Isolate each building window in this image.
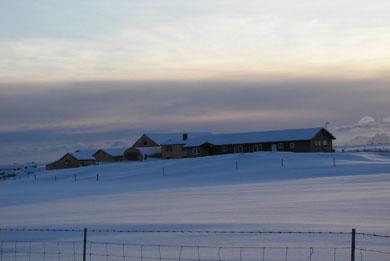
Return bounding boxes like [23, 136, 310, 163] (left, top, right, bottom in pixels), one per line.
[143, 141, 147, 145]
[166, 145, 173, 152]
[221, 146, 228, 153]
[323, 140, 328, 146]
[289, 142, 295, 149]
[234, 145, 243, 153]
[278, 143, 284, 149]
[254, 144, 262, 152]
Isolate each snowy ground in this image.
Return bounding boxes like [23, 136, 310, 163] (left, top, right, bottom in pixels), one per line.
[0, 152, 389, 260]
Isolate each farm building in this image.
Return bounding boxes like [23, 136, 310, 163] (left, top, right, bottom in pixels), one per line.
[124, 132, 209, 160]
[123, 146, 161, 161]
[46, 150, 96, 170]
[160, 133, 209, 159]
[131, 133, 206, 147]
[123, 133, 176, 160]
[93, 148, 127, 162]
[161, 127, 335, 159]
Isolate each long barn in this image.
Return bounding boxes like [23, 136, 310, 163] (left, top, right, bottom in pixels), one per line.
[161, 127, 335, 159]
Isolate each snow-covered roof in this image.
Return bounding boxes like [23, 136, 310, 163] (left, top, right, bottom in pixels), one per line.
[70, 149, 96, 160]
[159, 132, 212, 145]
[184, 128, 332, 147]
[97, 147, 127, 157]
[145, 133, 184, 145]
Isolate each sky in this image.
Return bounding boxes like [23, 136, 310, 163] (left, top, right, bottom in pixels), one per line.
[1, 0, 390, 164]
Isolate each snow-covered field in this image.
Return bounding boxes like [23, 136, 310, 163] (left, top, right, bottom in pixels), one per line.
[0, 152, 389, 260]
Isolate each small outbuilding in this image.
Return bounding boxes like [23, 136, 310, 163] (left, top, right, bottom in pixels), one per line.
[46, 150, 96, 170]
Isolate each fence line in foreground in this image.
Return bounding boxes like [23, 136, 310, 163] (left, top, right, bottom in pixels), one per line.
[1, 239, 389, 261]
[1, 228, 389, 261]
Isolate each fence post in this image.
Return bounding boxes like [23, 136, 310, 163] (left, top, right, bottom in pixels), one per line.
[351, 228, 356, 261]
[83, 228, 87, 261]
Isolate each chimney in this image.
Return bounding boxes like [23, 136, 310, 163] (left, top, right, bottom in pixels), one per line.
[182, 133, 188, 141]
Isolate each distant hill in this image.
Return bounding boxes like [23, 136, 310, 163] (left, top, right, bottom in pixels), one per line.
[345, 133, 390, 146]
[347, 136, 372, 146]
[369, 133, 390, 144]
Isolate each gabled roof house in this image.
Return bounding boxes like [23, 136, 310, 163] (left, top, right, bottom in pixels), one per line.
[124, 132, 209, 160]
[46, 149, 97, 170]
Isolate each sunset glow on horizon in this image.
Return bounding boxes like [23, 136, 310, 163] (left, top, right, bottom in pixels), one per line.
[1, 0, 390, 83]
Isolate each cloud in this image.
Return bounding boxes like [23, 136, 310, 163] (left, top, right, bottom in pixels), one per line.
[1, 0, 390, 82]
[1, 77, 389, 132]
[357, 116, 377, 127]
[1, 76, 390, 164]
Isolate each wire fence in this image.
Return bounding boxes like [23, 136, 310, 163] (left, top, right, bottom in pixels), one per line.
[1, 240, 389, 261]
[0, 228, 389, 261]
[1, 154, 345, 183]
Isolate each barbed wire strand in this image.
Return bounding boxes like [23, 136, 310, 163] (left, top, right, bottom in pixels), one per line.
[356, 232, 390, 238]
[356, 248, 390, 255]
[2, 227, 390, 238]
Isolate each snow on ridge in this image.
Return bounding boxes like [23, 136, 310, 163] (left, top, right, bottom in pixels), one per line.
[146, 132, 210, 145]
[183, 127, 327, 147]
[70, 149, 97, 160]
[98, 147, 127, 157]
